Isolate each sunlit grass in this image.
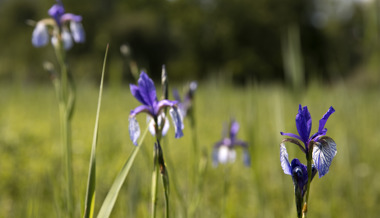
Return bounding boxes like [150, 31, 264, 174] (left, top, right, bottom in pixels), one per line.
[0, 80, 379, 217]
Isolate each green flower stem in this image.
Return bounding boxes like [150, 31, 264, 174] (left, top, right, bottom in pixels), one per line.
[151, 141, 160, 218]
[302, 144, 314, 218]
[54, 39, 75, 217]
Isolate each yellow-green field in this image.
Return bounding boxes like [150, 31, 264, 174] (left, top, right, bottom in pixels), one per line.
[0, 81, 379, 217]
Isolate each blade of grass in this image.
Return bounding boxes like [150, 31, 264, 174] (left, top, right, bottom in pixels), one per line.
[83, 44, 109, 218]
[96, 127, 149, 218]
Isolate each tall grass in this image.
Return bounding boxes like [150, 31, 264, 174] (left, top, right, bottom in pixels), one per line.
[0, 79, 379, 217]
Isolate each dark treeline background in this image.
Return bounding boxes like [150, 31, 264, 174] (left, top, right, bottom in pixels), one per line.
[0, 0, 379, 85]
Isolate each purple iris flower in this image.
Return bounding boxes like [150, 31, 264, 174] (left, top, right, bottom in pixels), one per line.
[280, 105, 337, 177]
[172, 81, 197, 118]
[212, 120, 250, 166]
[280, 144, 317, 197]
[31, 1, 85, 49]
[129, 72, 184, 145]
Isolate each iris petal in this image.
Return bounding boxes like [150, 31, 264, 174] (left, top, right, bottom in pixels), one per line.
[280, 143, 292, 175]
[70, 21, 85, 43]
[318, 106, 335, 133]
[230, 120, 239, 141]
[137, 72, 157, 107]
[32, 23, 49, 47]
[295, 105, 312, 144]
[312, 136, 337, 178]
[169, 107, 184, 138]
[129, 116, 140, 146]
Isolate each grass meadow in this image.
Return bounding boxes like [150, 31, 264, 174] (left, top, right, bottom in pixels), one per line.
[0, 79, 379, 217]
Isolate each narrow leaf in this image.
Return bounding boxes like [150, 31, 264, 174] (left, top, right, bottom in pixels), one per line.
[83, 44, 109, 218]
[97, 127, 149, 218]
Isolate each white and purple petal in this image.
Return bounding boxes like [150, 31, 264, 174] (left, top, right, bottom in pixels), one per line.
[312, 136, 337, 178]
[129, 116, 140, 146]
[61, 28, 73, 50]
[169, 107, 184, 138]
[32, 22, 49, 47]
[156, 99, 177, 115]
[70, 21, 85, 43]
[280, 143, 292, 175]
[147, 114, 170, 136]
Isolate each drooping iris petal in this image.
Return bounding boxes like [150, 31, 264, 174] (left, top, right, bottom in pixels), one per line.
[280, 143, 292, 175]
[169, 107, 184, 138]
[280, 132, 303, 142]
[129, 116, 140, 146]
[61, 13, 82, 23]
[230, 120, 239, 141]
[70, 21, 85, 43]
[130, 105, 152, 117]
[318, 106, 335, 133]
[312, 136, 337, 178]
[137, 72, 157, 107]
[217, 146, 236, 164]
[295, 105, 312, 144]
[32, 22, 49, 47]
[61, 28, 73, 50]
[156, 99, 177, 115]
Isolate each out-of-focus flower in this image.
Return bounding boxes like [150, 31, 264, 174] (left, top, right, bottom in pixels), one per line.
[172, 81, 197, 118]
[212, 120, 250, 166]
[129, 72, 184, 145]
[280, 105, 336, 177]
[31, 1, 85, 50]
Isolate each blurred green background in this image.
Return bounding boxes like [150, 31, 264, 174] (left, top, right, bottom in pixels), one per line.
[1, 0, 380, 217]
[1, 0, 379, 85]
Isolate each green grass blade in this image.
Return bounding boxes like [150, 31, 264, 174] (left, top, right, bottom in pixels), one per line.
[83, 44, 109, 218]
[96, 127, 149, 218]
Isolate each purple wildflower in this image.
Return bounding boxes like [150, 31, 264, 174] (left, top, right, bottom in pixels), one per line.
[212, 120, 250, 166]
[280, 143, 317, 197]
[31, 1, 85, 49]
[129, 72, 184, 145]
[280, 105, 337, 177]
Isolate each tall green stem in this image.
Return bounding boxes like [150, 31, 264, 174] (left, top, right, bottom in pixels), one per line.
[151, 142, 160, 218]
[302, 144, 313, 218]
[54, 39, 75, 217]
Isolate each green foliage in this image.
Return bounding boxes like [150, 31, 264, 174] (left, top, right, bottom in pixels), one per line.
[1, 80, 380, 217]
[1, 0, 379, 84]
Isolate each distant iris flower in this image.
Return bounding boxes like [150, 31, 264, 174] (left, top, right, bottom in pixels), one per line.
[32, 1, 85, 50]
[280, 105, 337, 177]
[172, 81, 197, 118]
[212, 120, 250, 166]
[129, 72, 184, 145]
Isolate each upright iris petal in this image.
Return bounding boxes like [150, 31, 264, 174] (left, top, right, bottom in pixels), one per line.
[295, 105, 312, 145]
[48, 3, 65, 25]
